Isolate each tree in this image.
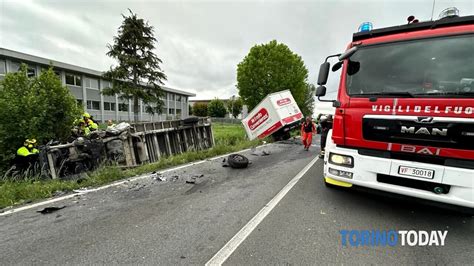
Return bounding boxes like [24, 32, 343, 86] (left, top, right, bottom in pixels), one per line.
[226, 98, 243, 118]
[237, 40, 309, 111]
[0, 65, 81, 168]
[103, 9, 166, 123]
[208, 99, 227, 117]
[192, 103, 208, 117]
[188, 104, 193, 116]
[300, 83, 316, 117]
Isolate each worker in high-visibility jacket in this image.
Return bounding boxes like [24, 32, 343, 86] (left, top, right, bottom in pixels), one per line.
[17, 139, 39, 157]
[301, 116, 316, 151]
[82, 112, 98, 131]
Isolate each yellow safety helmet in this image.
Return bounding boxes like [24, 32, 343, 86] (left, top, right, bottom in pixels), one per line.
[83, 112, 91, 119]
[24, 138, 37, 148]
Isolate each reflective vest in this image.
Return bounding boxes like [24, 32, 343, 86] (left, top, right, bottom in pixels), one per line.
[86, 120, 98, 131]
[17, 146, 39, 157]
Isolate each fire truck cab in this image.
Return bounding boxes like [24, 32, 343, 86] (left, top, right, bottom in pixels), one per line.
[316, 10, 474, 209]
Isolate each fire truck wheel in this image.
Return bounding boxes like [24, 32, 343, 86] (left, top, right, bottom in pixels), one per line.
[227, 154, 249, 169]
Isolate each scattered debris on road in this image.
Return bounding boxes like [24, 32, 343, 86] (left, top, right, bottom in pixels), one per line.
[222, 158, 229, 167]
[53, 190, 67, 197]
[251, 147, 271, 156]
[150, 171, 166, 181]
[37, 206, 66, 214]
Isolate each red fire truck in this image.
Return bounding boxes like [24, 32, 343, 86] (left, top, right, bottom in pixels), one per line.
[315, 10, 473, 208]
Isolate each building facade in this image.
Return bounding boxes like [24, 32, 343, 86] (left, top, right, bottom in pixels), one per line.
[0, 48, 195, 122]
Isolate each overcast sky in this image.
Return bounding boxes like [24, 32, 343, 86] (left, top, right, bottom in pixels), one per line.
[1, 0, 473, 100]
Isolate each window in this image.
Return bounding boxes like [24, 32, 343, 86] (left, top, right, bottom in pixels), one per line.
[0, 59, 6, 75]
[119, 103, 129, 112]
[104, 102, 116, 111]
[85, 77, 99, 89]
[102, 81, 112, 90]
[87, 100, 100, 110]
[176, 95, 182, 102]
[65, 73, 82, 86]
[176, 109, 182, 115]
[168, 108, 175, 115]
[169, 94, 175, 101]
[10, 61, 21, 72]
[346, 35, 474, 98]
[27, 66, 36, 78]
[77, 99, 83, 107]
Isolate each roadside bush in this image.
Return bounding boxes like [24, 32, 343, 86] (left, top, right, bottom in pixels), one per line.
[193, 102, 208, 117]
[0, 65, 82, 169]
[208, 98, 227, 117]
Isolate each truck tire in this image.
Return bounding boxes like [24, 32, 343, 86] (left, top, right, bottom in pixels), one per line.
[227, 154, 249, 169]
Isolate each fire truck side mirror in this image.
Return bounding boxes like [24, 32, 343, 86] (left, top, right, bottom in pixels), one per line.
[315, 86, 327, 97]
[332, 61, 343, 72]
[317, 62, 330, 85]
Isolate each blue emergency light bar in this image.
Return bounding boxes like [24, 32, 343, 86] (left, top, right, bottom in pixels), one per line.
[358, 22, 373, 32]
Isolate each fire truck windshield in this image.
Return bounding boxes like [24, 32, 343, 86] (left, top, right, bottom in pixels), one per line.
[346, 34, 474, 98]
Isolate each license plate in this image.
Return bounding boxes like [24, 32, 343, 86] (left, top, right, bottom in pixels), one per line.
[398, 166, 434, 179]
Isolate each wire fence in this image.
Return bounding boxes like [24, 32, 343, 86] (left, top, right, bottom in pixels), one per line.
[209, 117, 242, 125]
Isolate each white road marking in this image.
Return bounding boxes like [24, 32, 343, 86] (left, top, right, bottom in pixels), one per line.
[1, 145, 271, 217]
[205, 156, 320, 266]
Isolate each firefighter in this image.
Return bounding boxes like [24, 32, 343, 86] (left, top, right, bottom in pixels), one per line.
[106, 119, 116, 130]
[15, 139, 40, 171]
[319, 115, 333, 158]
[17, 139, 39, 157]
[83, 113, 98, 132]
[301, 116, 316, 151]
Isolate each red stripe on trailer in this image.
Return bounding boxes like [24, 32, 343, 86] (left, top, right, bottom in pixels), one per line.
[282, 113, 303, 124]
[258, 121, 283, 139]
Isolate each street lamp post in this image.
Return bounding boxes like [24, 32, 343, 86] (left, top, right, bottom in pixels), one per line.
[230, 95, 235, 119]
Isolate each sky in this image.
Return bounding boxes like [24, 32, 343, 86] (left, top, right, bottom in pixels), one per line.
[0, 0, 473, 100]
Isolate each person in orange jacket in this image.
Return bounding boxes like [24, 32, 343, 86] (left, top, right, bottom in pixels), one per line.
[301, 116, 316, 151]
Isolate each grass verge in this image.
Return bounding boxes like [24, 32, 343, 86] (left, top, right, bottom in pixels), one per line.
[0, 124, 264, 209]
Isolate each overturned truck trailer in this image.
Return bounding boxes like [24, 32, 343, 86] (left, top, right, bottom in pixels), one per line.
[44, 117, 214, 179]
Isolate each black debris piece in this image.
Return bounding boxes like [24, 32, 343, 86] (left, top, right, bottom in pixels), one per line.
[261, 150, 270, 156]
[37, 206, 66, 214]
[186, 180, 196, 184]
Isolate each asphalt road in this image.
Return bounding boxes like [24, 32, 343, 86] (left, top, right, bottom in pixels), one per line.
[0, 138, 472, 265]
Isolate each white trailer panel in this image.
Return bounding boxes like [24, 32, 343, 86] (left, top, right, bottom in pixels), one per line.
[242, 90, 303, 140]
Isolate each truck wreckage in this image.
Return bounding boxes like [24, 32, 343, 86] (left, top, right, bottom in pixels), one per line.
[9, 117, 214, 179]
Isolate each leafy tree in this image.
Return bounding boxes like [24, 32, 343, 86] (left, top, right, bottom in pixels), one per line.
[192, 103, 208, 117]
[208, 99, 227, 117]
[103, 9, 166, 122]
[188, 104, 193, 116]
[0, 65, 81, 168]
[300, 83, 316, 117]
[226, 98, 243, 118]
[237, 40, 309, 111]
